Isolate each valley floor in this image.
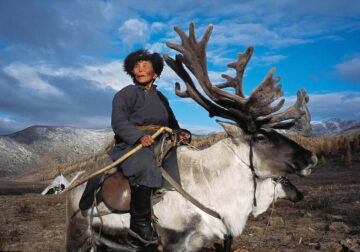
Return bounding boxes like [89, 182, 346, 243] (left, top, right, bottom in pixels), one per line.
[0, 159, 359, 251]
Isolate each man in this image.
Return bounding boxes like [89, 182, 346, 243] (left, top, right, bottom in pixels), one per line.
[110, 49, 190, 242]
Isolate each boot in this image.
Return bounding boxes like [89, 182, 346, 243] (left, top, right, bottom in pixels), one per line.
[129, 185, 157, 242]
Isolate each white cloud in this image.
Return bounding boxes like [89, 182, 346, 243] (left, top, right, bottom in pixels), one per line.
[146, 42, 169, 55]
[75, 61, 132, 90]
[151, 22, 167, 32]
[212, 23, 310, 48]
[255, 54, 287, 65]
[3, 63, 63, 96]
[335, 57, 360, 83]
[0, 116, 12, 124]
[3, 61, 133, 92]
[0, 115, 26, 135]
[118, 18, 150, 47]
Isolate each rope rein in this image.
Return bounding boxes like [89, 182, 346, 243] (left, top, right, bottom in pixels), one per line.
[264, 180, 277, 233]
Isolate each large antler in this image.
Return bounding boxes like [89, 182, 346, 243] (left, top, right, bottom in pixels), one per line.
[165, 22, 310, 133]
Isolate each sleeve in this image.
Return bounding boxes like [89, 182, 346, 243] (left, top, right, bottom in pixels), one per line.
[157, 91, 180, 130]
[111, 86, 145, 146]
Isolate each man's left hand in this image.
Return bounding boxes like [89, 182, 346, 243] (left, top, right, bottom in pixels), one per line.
[179, 130, 191, 144]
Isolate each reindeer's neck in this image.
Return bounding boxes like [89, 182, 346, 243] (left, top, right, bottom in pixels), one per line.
[176, 138, 256, 236]
[252, 179, 277, 217]
[177, 138, 251, 187]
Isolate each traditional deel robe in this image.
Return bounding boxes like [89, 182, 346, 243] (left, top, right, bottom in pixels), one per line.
[110, 83, 180, 188]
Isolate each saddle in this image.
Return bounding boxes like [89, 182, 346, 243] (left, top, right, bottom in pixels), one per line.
[101, 171, 131, 211]
[79, 132, 177, 213]
[78, 171, 130, 212]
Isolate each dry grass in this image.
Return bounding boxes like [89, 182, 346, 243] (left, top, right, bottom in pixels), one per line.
[289, 133, 360, 163]
[191, 132, 227, 149]
[16, 202, 35, 215]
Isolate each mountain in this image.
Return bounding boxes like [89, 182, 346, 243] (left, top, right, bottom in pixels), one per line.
[311, 118, 360, 137]
[0, 126, 114, 178]
[1, 118, 359, 179]
[327, 125, 360, 137]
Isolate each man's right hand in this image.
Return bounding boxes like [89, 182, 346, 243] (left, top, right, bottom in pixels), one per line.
[139, 135, 154, 147]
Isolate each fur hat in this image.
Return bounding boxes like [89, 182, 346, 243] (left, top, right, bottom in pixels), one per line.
[123, 49, 164, 80]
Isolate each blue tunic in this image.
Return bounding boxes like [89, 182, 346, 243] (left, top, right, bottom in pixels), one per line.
[109, 84, 180, 188]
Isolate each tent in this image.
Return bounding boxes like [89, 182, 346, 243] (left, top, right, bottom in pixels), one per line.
[41, 174, 70, 195]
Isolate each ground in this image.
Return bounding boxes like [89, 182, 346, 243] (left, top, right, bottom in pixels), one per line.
[0, 157, 359, 252]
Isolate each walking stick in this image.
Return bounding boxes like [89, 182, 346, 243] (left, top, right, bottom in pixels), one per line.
[61, 126, 173, 194]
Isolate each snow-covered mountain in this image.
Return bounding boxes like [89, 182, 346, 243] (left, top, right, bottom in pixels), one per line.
[0, 126, 114, 177]
[311, 118, 360, 137]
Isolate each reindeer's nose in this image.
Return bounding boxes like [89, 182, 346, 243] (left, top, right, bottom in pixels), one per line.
[296, 191, 304, 202]
[290, 190, 304, 203]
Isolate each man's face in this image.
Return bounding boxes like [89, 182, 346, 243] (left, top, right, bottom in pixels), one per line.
[133, 60, 158, 84]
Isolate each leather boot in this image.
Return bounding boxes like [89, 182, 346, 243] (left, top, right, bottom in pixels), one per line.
[129, 185, 157, 242]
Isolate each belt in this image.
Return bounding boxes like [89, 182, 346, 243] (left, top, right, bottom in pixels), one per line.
[107, 125, 166, 154]
[136, 125, 163, 131]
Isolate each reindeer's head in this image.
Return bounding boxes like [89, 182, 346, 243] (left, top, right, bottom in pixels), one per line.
[165, 22, 317, 179]
[275, 177, 304, 203]
[252, 177, 303, 217]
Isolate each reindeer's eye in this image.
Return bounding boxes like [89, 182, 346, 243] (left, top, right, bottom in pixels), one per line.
[254, 133, 266, 141]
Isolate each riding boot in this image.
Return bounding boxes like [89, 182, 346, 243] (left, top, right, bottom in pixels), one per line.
[129, 185, 157, 242]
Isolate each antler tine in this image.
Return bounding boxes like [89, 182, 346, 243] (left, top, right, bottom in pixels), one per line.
[215, 46, 254, 98]
[167, 23, 214, 96]
[168, 23, 249, 108]
[292, 88, 312, 136]
[244, 68, 285, 119]
[174, 82, 189, 98]
[167, 23, 213, 74]
[164, 53, 239, 120]
[261, 88, 310, 129]
[166, 24, 191, 54]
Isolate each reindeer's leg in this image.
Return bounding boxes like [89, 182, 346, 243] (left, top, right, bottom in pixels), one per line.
[223, 233, 232, 252]
[65, 184, 92, 252]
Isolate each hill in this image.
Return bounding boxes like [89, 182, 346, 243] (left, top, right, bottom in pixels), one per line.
[311, 118, 360, 137]
[0, 126, 113, 178]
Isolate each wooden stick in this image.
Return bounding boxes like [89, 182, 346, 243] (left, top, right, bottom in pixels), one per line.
[61, 126, 173, 194]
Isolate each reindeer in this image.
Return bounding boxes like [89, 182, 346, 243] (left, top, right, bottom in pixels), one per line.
[66, 171, 304, 251]
[65, 22, 317, 252]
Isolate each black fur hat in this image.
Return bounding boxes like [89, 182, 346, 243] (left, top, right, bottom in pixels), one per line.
[123, 49, 164, 80]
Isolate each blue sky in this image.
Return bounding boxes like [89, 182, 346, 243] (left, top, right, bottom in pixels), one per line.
[0, 0, 359, 135]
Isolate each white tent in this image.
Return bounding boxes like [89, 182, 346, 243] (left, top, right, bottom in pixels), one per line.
[41, 174, 70, 195]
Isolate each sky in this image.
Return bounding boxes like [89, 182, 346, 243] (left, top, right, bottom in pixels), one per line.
[0, 0, 359, 135]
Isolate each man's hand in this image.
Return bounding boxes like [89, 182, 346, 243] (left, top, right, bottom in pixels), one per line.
[179, 130, 191, 144]
[140, 135, 154, 147]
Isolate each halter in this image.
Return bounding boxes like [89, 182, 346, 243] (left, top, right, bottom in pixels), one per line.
[249, 136, 258, 207]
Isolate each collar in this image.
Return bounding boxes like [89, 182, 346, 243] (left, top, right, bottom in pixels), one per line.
[135, 83, 158, 90]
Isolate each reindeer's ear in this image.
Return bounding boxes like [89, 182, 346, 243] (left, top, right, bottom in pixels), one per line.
[216, 120, 247, 142]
